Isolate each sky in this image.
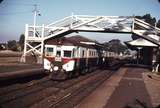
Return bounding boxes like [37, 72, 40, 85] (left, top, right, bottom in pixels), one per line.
[0, 0, 160, 43]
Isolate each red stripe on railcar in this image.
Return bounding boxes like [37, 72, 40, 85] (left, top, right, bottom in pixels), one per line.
[45, 57, 77, 64]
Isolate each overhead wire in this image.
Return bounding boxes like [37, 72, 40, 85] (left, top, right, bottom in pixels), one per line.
[0, 10, 33, 16]
[0, 3, 38, 16]
[0, 2, 35, 6]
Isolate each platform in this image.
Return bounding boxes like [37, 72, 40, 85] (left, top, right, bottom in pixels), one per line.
[76, 67, 160, 108]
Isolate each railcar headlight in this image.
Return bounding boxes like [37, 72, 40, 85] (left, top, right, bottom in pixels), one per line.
[47, 63, 50, 66]
[54, 66, 59, 71]
[50, 68, 53, 72]
[50, 63, 54, 67]
[49, 63, 54, 72]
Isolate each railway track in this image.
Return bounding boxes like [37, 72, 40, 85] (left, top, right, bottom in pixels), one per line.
[0, 78, 58, 106]
[49, 70, 114, 108]
[0, 75, 50, 95]
[30, 69, 115, 108]
[0, 64, 121, 108]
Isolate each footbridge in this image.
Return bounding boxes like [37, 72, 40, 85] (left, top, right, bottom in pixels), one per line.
[21, 15, 160, 63]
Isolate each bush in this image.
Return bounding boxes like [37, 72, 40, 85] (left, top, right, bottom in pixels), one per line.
[7, 40, 18, 51]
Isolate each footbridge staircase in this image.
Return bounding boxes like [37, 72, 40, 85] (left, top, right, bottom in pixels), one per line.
[21, 15, 160, 63]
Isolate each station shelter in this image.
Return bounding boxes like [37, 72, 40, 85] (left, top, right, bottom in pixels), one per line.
[125, 38, 158, 66]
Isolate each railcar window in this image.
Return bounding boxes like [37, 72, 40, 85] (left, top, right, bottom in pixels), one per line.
[45, 47, 54, 56]
[82, 50, 85, 57]
[73, 49, 76, 57]
[64, 51, 72, 57]
[56, 51, 61, 57]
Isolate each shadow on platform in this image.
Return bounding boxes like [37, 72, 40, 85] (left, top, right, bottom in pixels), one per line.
[123, 64, 152, 69]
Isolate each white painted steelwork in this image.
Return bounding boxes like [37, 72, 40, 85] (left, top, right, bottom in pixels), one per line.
[21, 15, 160, 63]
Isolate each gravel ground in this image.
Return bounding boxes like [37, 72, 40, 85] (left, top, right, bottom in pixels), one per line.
[0, 63, 42, 73]
[0, 69, 113, 108]
[0, 50, 22, 57]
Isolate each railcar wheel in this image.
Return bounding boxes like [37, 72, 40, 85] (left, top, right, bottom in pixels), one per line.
[88, 67, 91, 73]
[80, 69, 85, 75]
[72, 70, 79, 78]
[80, 68, 88, 75]
[67, 72, 73, 79]
[49, 72, 68, 80]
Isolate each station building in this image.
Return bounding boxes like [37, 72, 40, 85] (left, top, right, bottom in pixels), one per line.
[125, 38, 158, 66]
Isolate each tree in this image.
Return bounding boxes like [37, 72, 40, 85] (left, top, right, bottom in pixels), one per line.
[0, 0, 3, 3]
[19, 34, 25, 51]
[132, 14, 157, 40]
[135, 14, 156, 26]
[157, 20, 160, 28]
[103, 39, 128, 54]
[7, 40, 18, 51]
[0, 43, 6, 50]
[142, 14, 156, 26]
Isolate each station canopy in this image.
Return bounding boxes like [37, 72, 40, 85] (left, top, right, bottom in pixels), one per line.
[125, 38, 158, 48]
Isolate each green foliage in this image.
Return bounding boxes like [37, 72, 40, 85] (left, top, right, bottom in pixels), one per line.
[136, 14, 156, 26]
[0, 0, 3, 3]
[7, 40, 18, 51]
[157, 20, 160, 28]
[103, 39, 128, 54]
[0, 43, 6, 50]
[132, 14, 157, 40]
[18, 34, 25, 51]
[6, 34, 25, 51]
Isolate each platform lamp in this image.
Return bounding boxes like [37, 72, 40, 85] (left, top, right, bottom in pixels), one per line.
[137, 47, 142, 64]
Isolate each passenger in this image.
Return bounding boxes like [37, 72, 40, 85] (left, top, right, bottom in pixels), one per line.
[155, 52, 160, 73]
[155, 64, 159, 73]
[152, 59, 156, 72]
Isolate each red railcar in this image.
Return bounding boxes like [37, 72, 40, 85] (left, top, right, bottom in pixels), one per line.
[43, 36, 107, 80]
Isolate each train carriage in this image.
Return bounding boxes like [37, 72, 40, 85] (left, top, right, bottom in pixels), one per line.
[43, 35, 107, 80]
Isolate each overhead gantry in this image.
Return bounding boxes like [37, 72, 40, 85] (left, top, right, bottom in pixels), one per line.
[21, 15, 160, 63]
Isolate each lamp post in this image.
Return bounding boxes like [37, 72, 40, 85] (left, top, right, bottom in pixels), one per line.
[137, 47, 142, 64]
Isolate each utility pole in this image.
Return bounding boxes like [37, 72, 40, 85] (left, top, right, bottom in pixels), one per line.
[33, 4, 39, 37]
[22, 4, 41, 63]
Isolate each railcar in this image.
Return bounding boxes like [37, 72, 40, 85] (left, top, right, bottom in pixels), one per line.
[43, 36, 107, 80]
